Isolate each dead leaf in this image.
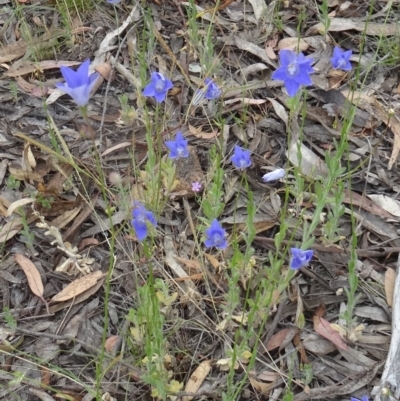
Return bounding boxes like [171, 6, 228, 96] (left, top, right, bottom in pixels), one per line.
[248, 0, 267, 21]
[16, 76, 49, 97]
[368, 194, 400, 218]
[287, 141, 329, 179]
[313, 315, 349, 350]
[278, 38, 309, 52]
[182, 360, 212, 401]
[8, 165, 44, 183]
[267, 98, 288, 127]
[105, 335, 122, 353]
[343, 190, 394, 220]
[370, 99, 400, 170]
[307, 18, 398, 36]
[15, 253, 43, 298]
[49, 275, 105, 313]
[265, 35, 278, 59]
[5, 60, 80, 77]
[51, 270, 104, 302]
[264, 327, 298, 351]
[6, 198, 35, 217]
[221, 35, 277, 68]
[14, 254, 46, 307]
[385, 268, 396, 307]
[249, 377, 274, 395]
[188, 124, 219, 140]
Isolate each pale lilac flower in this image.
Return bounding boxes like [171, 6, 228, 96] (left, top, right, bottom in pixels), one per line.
[142, 72, 173, 103]
[131, 201, 157, 241]
[272, 50, 314, 97]
[331, 46, 352, 71]
[55, 59, 99, 107]
[191, 182, 202, 192]
[231, 145, 251, 170]
[193, 78, 221, 105]
[204, 219, 227, 250]
[165, 132, 189, 159]
[107, 0, 121, 3]
[262, 168, 285, 182]
[350, 397, 369, 401]
[290, 248, 313, 270]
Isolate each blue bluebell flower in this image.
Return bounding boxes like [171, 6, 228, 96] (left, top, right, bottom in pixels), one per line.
[290, 248, 313, 270]
[55, 59, 99, 107]
[142, 72, 173, 103]
[204, 78, 221, 100]
[204, 219, 227, 249]
[107, 0, 121, 3]
[131, 201, 157, 241]
[262, 168, 285, 182]
[193, 78, 221, 105]
[165, 132, 189, 159]
[231, 145, 252, 170]
[350, 397, 369, 401]
[272, 50, 314, 97]
[331, 46, 352, 71]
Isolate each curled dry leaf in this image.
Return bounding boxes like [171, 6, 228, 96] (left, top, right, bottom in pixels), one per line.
[313, 315, 349, 350]
[51, 270, 104, 302]
[6, 198, 35, 217]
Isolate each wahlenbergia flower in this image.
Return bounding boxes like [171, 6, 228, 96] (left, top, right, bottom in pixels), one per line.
[204, 78, 221, 99]
[142, 72, 173, 103]
[262, 168, 285, 182]
[131, 201, 157, 241]
[204, 219, 227, 249]
[331, 46, 352, 71]
[107, 0, 121, 3]
[272, 50, 314, 97]
[231, 145, 252, 170]
[191, 182, 202, 192]
[55, 59, 99, 107]
[350, 397, 369, 401]
[165, 132, 189, 159]
[193, 78, 221, 105]
[290, 248, 313, 270]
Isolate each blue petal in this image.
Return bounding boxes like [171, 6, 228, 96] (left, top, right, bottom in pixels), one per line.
[143, 82, 156, 97]
[75, 60, 90, 87]
[295, 69, 313, 86]
[291, 248, 303, 257]
[284, 79, 300, 97]
[290, 257, 303, 270]
[146, 211, 157, 227]
[132, 219, 148, 241]
[272, 67, 289, 82]
[279, 50, 296, 67]
[164, 78, 174, 91]
[55, 82, 74, 97]
[216, 238, 228, 249]
[88, 72, 100, 85]
[333, 46, 342, 58]
[304, 250, 314, 261]
[71, 85, 91, 106]
[60, 66, 79, 88]
[204, 238, 215, 248]
[343, 49, 352, 60]
[153, 91, 167, 102]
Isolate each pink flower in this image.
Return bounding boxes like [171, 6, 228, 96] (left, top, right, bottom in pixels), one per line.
[191, 182, 202, 192]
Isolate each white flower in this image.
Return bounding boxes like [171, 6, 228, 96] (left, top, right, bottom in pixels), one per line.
[262, 168, 285, 183]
